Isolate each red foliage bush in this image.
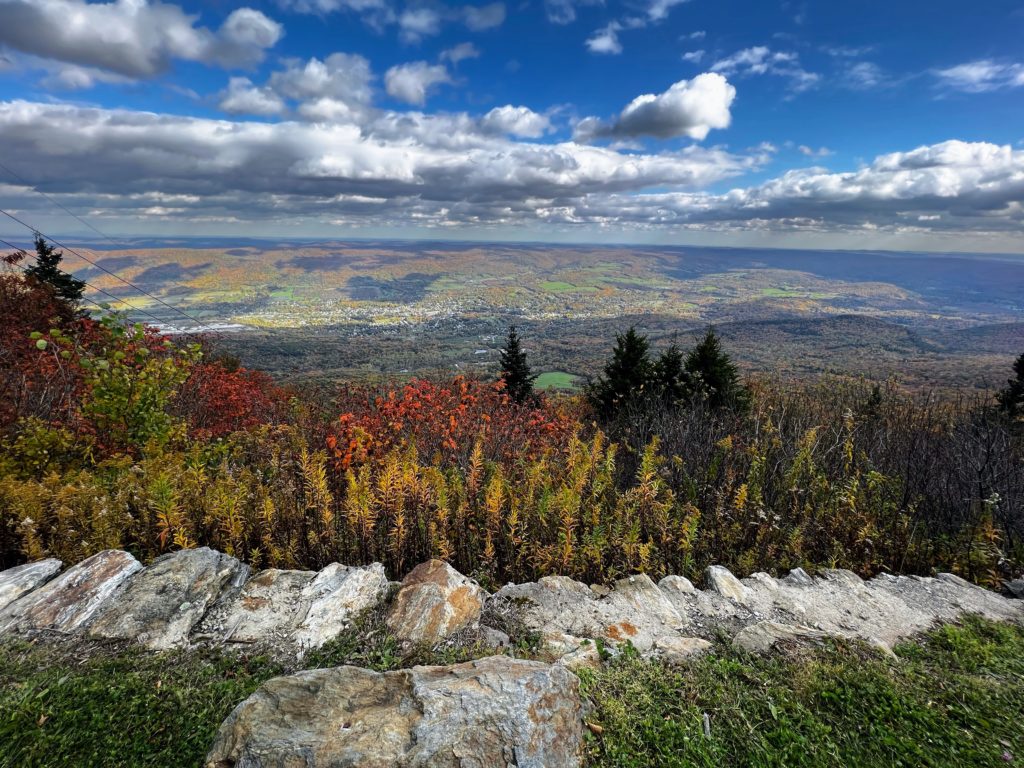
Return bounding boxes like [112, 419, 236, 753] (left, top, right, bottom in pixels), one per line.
[175, 362, 290, 439]
[327, 376, 577, 470]
[0, 274, 93, 431]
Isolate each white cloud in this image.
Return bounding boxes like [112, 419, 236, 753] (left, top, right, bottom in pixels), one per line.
[220, 8, 283, 51]
[440, 42, 480, 65]
[682, 50, 704, 64]
[647, 0, 688, 21]
[686, 30, 705, 39]
[219, 76, 286, 116]
[798, 144, 832, 157]
[842, 61, 889, 90]
[712, 46, 818, 92]
[0, 98, 755, 231]
[462, 2, 505, 30]
[572, 140, 1024, 235]
[934, 60, 1024, 93]
[586, 22, 623, 55]
[398, 8, 442, 42]
[278, 0, 389, 15]
[575, 72, 735, 141]
[0, 101, 1019, 242]
[481, 105, 552, 137]
[542, 0, 601, 24]
[398, 3, 505, 41]
[0, 0, 282, 78]
[384, 61, 452, 105]
[269, 54, 373, 109]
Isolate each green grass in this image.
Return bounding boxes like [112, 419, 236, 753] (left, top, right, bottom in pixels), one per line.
[580, 616, 1024, 768]
[1, 618, 1021, 767]
[536, 371, 580, 390]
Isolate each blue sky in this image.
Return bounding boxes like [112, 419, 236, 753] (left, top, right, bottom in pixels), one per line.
[0, 0, 1022, 251]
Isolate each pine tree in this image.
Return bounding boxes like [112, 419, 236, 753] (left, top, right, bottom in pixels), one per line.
[654, 340, 689, 406]
[499, 325, 536, 404]
[24, 234, 85, 309]
[997, 352, 1024, 419]
[684, 327, 749, 411]
[587, 326, 654, 418]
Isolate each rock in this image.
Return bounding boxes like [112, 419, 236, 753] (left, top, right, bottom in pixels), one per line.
[872, 572, 1023, 627]
[744, 572, 779, 592]
[292, 563, 389, 650]
[819, 569, 863, 587]
[0, 550, 141, 635]
[386, 560, 484, 646]
[89, 548, 245, 650]
[1006, 578, 1024, 599]
[658, 574, 696, 594]
[601, 573, 687, 651]
[497, 573, 688, 653]
[651, 636, 713, 664]
[205, 656, 584, 768]
[542, 630, 590, 656]
[705, 565, 749, 603]
[783, 567, 814, 587]
[195, 568, 317, 645]
[479, 624, 511, 649]
[732, 621, 828, 653]
[557, 641, 603, 671]
[0, 558, 62, 613]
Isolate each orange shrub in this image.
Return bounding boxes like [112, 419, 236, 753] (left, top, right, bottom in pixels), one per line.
[327, 376, 577, 471]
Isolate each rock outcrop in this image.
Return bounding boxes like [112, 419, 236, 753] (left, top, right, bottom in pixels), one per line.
[386, 559, 485, 646]
[195, 563, 390, 652]
[88, 548, 248, 650]
[497, 564, 1023, 661]
[0, 558, 62, 613]
[205, 656, 584, 768]
[0, 550, 141, 635]
[1, 550, 1022, 768]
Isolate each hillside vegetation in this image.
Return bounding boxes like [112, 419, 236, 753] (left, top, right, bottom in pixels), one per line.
[2, 248, 1022, 589]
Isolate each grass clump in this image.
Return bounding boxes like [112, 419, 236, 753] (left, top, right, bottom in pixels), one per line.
[0, 642, 283, 768]
[579, 616, 1024, 768]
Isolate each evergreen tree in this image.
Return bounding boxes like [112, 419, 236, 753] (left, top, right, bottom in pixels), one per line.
[499, 325, 536, 404]
[654, 340, 689, 406]
[997, 352, 1024, 419]
[24, 234, 85, 309]
[587, 326, 654, 418]
[684, 327, 749, 411]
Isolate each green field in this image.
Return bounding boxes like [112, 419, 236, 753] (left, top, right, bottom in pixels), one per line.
[536, 371, 580, 390]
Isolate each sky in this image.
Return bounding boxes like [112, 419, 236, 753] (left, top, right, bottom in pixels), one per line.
[0, 0, 1022, 252]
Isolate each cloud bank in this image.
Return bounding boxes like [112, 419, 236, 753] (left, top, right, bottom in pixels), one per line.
[0, 100, 1019, 244]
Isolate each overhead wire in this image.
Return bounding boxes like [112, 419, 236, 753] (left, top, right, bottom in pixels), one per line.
[0, 235, 189, 333]
[0, 205, 211, 334]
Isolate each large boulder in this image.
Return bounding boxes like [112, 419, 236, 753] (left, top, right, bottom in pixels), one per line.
[89, 548, 246, 650]
[386, 560, 484, 646]
[497, 573, 689, 653]
[205, 656, 584, 768]
[704, 565, 749, 603]
[0, 558, 62, 613]
[194, 568, 317, 646]
[194, 563, 389, 652]
[292, 563, 389, 650]
[0, 550, 141, 635]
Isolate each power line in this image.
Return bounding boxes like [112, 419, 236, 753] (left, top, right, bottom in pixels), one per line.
[0, 236, 189, 333]
[0, 160, 120, 246]
[0, 206, 210, 334]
